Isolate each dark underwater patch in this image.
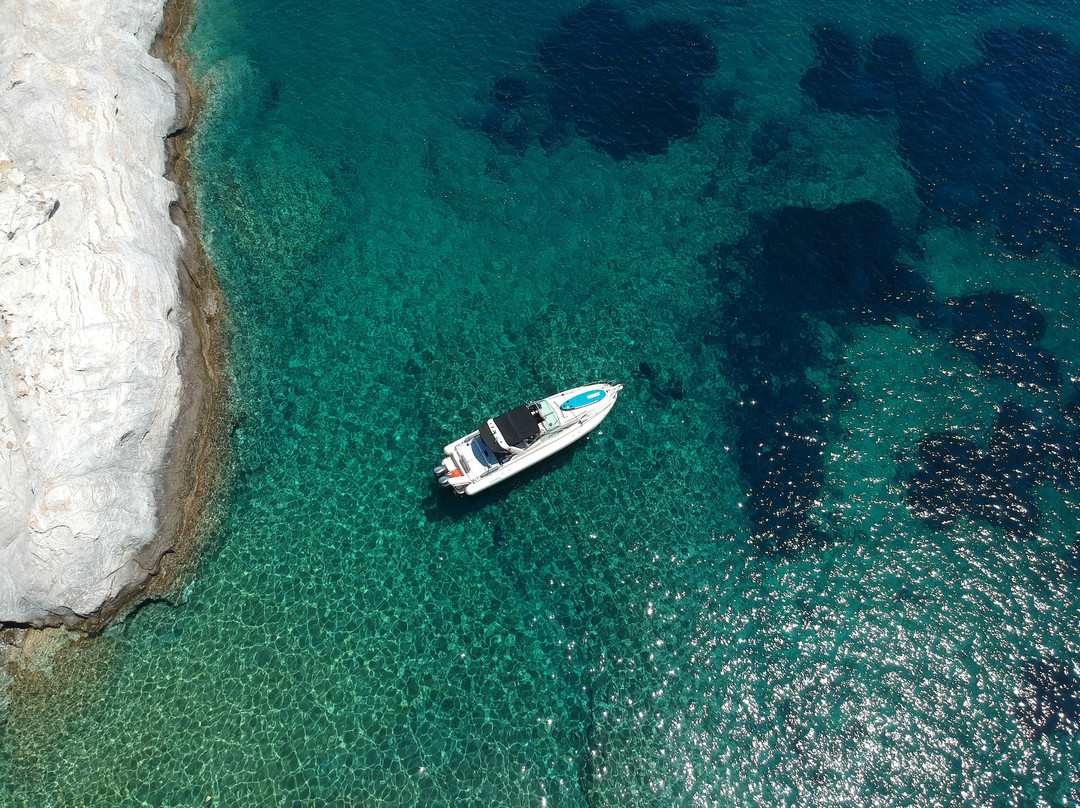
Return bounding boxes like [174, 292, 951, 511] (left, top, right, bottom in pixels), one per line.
[480, 76, 544, 152]
[912, 411, 1044, 538]
[716, 202, 932, 556]
[1045, 400, 1080, 491]
[735, 380, 829, 556]
[633, 361, 685, 403]
[714, 200, 1075, 552]
[906, 29, 1080, 259]
[907, 434, 980, 531]
[905, 400, 1080, 538]
[1015, 656, 1080, 739]
[749, 118, 797, 168]
[799, 25, 874, 115]
[800, 26, 926, 115]
[862, 33, 924, 111]
[752, 201, 931, 324]
[945, 293, 1061, 390]
[536, 1, 717, 159]
[800, 25, 1080, 263]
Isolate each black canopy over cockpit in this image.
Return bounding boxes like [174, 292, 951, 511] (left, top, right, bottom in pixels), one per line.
[479, 405, 541, 455]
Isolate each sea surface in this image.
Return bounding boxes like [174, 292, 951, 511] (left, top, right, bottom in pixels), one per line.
[4, 0, 1080, 804]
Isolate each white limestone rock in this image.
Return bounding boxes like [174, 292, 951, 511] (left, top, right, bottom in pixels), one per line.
[0, 0, 185, 626]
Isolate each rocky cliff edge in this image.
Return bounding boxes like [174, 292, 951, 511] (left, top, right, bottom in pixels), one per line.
[0, 0, 205, 627]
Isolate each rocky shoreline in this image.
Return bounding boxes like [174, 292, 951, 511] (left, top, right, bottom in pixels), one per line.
[0, 0, 228, 681]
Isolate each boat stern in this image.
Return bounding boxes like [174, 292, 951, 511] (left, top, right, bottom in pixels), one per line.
[433, 452, 470, 493]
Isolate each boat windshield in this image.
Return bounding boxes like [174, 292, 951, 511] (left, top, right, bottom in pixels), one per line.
[536, 400, 560, 431]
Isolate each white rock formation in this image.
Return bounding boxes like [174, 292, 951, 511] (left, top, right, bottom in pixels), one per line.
[0, 0, 186, 625]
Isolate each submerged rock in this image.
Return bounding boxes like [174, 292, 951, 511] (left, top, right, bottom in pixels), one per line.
[945, 293, 1061, 390]
[736, 383, 829, 556]
[801, 26, 927, 115]
[633, 361, 685, 403]
[0, 0, 191, 625]
[538, 2, 717, 158]
[801, 25, 1080, 263]
[749, 118, 796, 168]
[799, 25, 875, 115]
[863, 33, 924, 110]
[480, 76, 541, 152]
[907, 434, 980, 531]
[717, 201, 933, 556]
[751, 201, 929, 323]
[1015, 656, 1080, 739]
[907, 404, 1061, 537]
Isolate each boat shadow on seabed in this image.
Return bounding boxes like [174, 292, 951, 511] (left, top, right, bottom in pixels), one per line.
[422, 438, 589, 530]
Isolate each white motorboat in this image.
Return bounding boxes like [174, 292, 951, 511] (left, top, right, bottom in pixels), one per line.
[434, 382, 624, 495]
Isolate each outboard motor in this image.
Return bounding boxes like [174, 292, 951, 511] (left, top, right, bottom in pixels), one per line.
[433, 464, 448, 478]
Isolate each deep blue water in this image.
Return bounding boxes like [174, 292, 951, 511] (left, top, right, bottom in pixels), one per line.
[3, 0, 1080, 804]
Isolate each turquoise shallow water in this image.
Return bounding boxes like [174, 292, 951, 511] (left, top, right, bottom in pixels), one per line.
[4, 0, 1080, 804]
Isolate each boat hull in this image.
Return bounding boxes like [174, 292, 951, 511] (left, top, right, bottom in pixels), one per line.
[436, 382, 623, 495]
